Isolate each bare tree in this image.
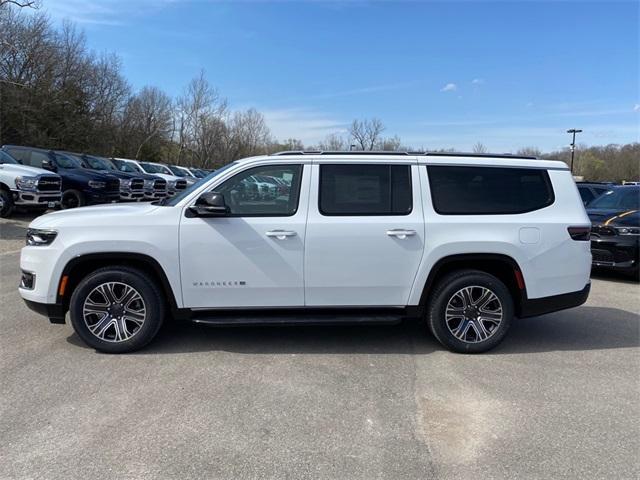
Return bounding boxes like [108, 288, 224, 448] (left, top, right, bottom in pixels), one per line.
[349, 118, 385, 150]
[473, 142, 488, 153]
[516, 147, 541, 157]
[317, 133, 346, 151]
[0, 0, 40, 8]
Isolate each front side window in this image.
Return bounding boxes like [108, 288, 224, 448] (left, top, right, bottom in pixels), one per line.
[214, 164, 302, 216]
[140, 162, 171, 175]
[319, 164, 412, 216]
[30, 151, 52, 168]
[54, 152, 82, 169]
[427, 166, 554, 215]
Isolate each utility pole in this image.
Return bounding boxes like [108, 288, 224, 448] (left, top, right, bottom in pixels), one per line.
[567, 129, 582, 174]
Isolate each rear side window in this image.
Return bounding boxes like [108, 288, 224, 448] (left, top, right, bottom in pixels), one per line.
[427, 166, 554, 215]
[319, 164, 412, 216]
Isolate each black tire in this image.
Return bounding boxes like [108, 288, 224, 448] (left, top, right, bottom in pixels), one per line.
[427, 270, 513, 353]
[0, 188, 14, 218]
[61, 189, 85, 209]
[69, 267, 165, 353]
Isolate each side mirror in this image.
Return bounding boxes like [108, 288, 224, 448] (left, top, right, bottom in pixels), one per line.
[42, 160, 56, 172]
[189, 192, 229, 217]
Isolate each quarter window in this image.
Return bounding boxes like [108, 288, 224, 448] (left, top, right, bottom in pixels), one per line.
[319, 164, 412, 216]
[427, 166, 554, 215]
[215, 164, 302, 216]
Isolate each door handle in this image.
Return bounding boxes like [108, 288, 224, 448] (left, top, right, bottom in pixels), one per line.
[266, 230, 297, 240]
[386, 229, 416, 239]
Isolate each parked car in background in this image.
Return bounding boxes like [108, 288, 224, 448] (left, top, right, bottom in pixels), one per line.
[114, 158, 187, 196]
[19, 151, 591, 354]
[188, 168, 209, 178]
[0, 149, 61, 217]
[576, 181, 615, 206]
[1, 145, 120, 209]
[166, 164, 199, 186]
[587, 185, 639, 277]
[110, 158, 168, 201]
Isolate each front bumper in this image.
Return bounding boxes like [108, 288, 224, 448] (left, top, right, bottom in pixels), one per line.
[144, 189, 168, 200]
[519, 283, 591, 318]
[86, 191, 120, 204]
[12, 190, 61, 207]
[23, 299, 66, 324]
[590, 236, 639, 271]
[120, 189, 145, 201]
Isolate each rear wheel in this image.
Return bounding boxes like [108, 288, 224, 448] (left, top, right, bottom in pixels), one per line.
[61, 189, 85, 209]
[427, 270, 513, 353]
[0, 189, 14, 218]
[69, 267, 165, 353]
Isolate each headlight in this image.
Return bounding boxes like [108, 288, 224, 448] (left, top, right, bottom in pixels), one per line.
[88, 180, 106, 189]
[119, 178, 132, 188]
[615, 227, 640, 235]
[167, 180, 177, 189]
[15, 176, 39, 191]
[143, 179, 154, 188]
[26, 228, 57, 246]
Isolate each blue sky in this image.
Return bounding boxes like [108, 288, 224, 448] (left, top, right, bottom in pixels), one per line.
[44, 0, 638, 151]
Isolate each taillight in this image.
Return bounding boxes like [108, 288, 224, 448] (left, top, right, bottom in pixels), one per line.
[568, 226, 591, 241]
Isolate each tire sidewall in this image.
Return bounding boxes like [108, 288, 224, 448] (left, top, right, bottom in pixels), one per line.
[429, 271, 513, 353]
[69, 269, 164, 353]
[61, 189, 85, 209]
[0, 189, 14, 218]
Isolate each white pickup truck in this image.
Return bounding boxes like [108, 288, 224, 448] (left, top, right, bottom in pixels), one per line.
[0, 150, 61, 217]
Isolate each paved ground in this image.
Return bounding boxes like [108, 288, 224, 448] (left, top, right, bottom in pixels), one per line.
[1, 214, 639, 479]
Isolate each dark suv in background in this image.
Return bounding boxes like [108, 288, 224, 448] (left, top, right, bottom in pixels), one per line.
[587, 185, 639, 277]
[1, 145, 120, 209]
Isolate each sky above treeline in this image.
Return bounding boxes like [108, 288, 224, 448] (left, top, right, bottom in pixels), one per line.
[44, 0, 639, 152]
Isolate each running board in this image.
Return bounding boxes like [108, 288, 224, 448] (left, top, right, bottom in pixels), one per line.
[190, 312, 404, 327]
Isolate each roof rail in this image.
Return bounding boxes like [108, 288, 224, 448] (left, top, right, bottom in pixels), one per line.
[270, 150, 537, 160]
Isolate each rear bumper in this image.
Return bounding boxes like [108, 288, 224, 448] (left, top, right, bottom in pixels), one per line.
[519, 283, 590, 318]
[23, 299, 66, 324]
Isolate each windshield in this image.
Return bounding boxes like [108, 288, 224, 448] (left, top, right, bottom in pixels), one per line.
[112, 159, 141, 173]
[0, 150, 19, 164]
[140, 162, 171, 174]
[168, 165, 187, 177]
[54, 152, 83, 169]
[162, 162, 237, 206]
[589, 188, 640, 210]
[85, 155, 115, 171]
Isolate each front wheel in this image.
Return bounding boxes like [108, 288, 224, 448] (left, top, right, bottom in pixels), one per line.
[427, 270, 513, 353]
[69, 267, 165, 353]
[61, 189, 85, 209]
[0, 189, 14, 218]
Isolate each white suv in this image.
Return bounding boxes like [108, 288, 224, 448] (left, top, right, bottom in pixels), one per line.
[19, 151, 591, 353]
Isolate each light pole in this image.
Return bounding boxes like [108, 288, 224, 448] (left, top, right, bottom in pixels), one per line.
[567, 129, 582, 174]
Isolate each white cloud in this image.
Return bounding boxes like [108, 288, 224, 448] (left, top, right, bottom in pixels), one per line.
[261, 108, 347, 144]
[440, 83, 457, 92]
[634, 104, 640, 112]
[471, 78, 484, 85]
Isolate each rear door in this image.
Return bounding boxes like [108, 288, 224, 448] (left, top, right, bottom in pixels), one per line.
[304, 160, 424, 306]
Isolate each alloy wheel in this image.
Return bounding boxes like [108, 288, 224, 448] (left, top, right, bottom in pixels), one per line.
[82, 282, 146, 342]
[445, 286, 503, 343]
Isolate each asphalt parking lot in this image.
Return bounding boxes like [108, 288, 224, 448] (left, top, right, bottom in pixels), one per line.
[1, 213, 639, 480]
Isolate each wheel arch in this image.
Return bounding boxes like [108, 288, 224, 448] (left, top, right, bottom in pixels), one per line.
[58, 252, 180, 314]
[417, 253, 527, 317]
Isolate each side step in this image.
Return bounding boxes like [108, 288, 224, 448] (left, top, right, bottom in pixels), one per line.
[190, 310, 405, 327]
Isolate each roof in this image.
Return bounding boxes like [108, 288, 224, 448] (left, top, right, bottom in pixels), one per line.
[270, 150, 538, 160]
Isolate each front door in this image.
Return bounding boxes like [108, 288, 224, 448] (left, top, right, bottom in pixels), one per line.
[304, 162, 424, 306]
[179, 163, 308, 308]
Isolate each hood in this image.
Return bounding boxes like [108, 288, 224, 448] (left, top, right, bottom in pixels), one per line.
[30, 202, 161, 229]
[0, 163, 52, 177]
[148, 172, 182, 182]
[58, 167, 119, 182]
[81, 167, 140, 180]
[587, 208, 639, 227]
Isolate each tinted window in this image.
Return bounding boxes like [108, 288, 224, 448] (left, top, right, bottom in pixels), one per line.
[427, 166, 554, 215]
[0, 150, 18, 164]
[30, 150, 51, 168]
[4, 148, 29, 163]
[578, 186, 594, 204]
[589, 188, 640, 210]
[214, 164, 302, 216]
[319, 164, 412, 216]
